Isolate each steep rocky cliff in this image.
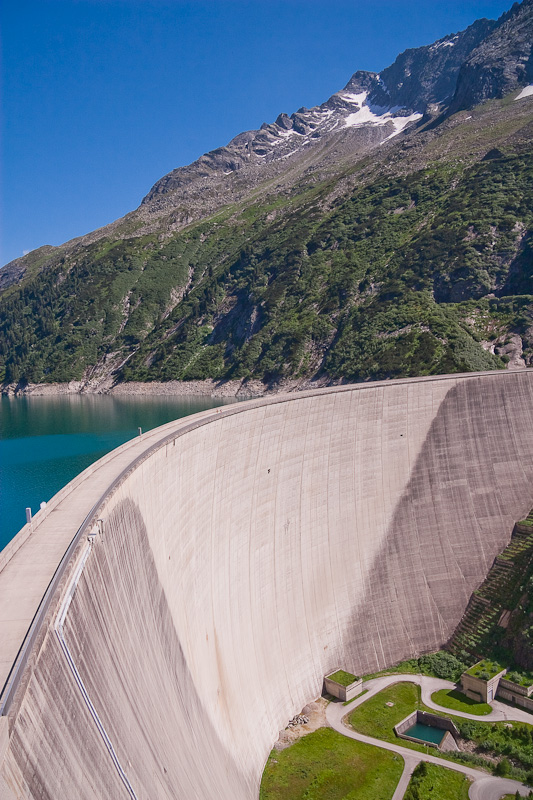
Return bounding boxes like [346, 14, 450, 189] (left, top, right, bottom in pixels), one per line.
[450, 0, 533, 112]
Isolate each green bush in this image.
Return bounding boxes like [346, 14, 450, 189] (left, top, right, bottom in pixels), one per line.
[418, 652, 467, 682]
[494, 757, 511, 777]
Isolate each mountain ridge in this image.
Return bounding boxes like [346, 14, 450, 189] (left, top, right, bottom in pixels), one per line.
[3, 0, 529, 282]
[140, 16, 499, 208]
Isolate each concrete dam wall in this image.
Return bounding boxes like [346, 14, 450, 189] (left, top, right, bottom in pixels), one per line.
[1, 371, 533, 799]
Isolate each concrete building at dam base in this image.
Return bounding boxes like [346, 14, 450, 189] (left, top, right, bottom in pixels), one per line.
[1, 370, 533, 799]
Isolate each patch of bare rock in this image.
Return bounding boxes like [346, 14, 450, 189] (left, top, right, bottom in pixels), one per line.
[1, 375, 337, 398]
[273, 699, 328, 751]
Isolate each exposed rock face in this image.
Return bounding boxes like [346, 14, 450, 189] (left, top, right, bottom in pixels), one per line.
[450, 0, 533, 112]
[0, 245, 57, 291]
[0, 259, 25, 291]
[142, 70, 422, 207]
[1, 0, 533, 388]
[2, 0, 532, 276]
[369, 18, 497, 111]
[142, 1, 532, 210]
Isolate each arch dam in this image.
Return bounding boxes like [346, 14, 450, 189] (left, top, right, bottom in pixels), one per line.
[1, 370, 533, 800]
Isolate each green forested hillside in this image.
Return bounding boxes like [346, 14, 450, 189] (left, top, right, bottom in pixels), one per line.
[1, 100, 532, 388]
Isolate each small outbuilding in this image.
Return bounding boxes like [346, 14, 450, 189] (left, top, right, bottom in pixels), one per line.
[460, 660, 506, 703]
[324, 669, 363, 702]
[497, 673, 533, 712]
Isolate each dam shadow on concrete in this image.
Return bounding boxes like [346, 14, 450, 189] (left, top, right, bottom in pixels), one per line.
[3, 498, 251, 800]
[344, 372, 533, 675]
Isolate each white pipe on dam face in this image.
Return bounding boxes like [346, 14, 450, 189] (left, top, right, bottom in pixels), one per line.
[1, 371, 533, 799]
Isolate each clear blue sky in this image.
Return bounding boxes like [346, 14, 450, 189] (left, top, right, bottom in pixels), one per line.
[1, 0, 514, 267]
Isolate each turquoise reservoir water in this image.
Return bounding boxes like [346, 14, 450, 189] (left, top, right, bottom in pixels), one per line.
[404, 722, 445, 745]
[0, 394, 237, 552]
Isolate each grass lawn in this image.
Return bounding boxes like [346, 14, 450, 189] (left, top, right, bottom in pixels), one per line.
[328, 670, 358, 687]
[500, 795, 533, 799]
[348, 682, 533, 780]
[431, 688, 492, 716]
[259, 727, 404, 800]
[466, 660, 503, 680]
[405, 762, 471, 800]
[343, 689, 368, 706]
[347, 682, 423, 748]
[499, 796, 531, 800]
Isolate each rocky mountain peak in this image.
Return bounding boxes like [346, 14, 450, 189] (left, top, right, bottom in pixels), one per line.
[142, 2, 532, 210]
[369, 17, 498, 111]
[449, 0, 533, 112]
[142, 67, 422, 208]
[341, 70, 378, 95]
[2, 0, 533, 390]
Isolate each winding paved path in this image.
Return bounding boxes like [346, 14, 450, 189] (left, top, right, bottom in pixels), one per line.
[324, 674, 532, 800]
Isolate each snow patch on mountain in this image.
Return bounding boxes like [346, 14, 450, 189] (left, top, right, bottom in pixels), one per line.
[269, 129, 297, 147]
[431, 34, 459, 51]
[382, 112, 424, 140]
[342, 92, 422, 137]
[339, 91, 368, 106]
[515, 85, 533, 100]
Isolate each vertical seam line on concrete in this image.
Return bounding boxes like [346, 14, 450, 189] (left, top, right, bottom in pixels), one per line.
[327, 393, 342, 661]
[375, 386, 388, 668]
[389, 385, 415, 656]
[247, 406, 270, 738]
[501, 373, 533, 519]
[297, 400, 315, 688]
[54, 536, 139, 800]
[271, 404, 290, 709]
[443, 380, 471, 608]
[351, 390, 365, 645]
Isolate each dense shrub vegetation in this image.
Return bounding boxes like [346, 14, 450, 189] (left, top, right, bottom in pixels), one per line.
[457, 718, 533, 774]
[1, 129, 532, 386]
[363, 650, 467, 682]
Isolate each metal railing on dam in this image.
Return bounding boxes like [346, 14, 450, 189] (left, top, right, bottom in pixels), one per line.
[1, 370, 533, 799]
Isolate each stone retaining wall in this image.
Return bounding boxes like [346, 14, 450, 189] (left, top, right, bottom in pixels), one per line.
[497, 688, 533, 711]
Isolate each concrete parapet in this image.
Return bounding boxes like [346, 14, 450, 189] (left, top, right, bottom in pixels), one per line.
[1, 370, 533, 799]
[0, 719, 8, 766]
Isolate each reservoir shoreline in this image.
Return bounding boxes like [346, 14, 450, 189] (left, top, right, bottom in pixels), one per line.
[1, 366, 524, 398]
[0, 376, 337, 398]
